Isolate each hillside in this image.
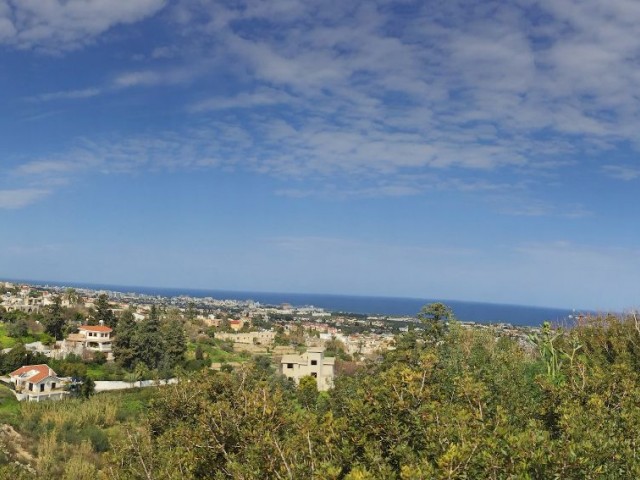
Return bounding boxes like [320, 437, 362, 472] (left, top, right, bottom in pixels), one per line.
[1, 311, 639, 478]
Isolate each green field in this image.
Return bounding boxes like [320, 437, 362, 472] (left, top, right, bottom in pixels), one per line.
[0, 323, 55, 349]
[0, 385, 20, 426]
[187, 340, 249, 363]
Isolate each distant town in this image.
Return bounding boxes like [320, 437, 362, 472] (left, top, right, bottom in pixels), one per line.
[1, 279, 539, 365]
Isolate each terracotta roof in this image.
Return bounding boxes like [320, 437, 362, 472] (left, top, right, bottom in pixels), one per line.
[10, 364, 57, 384]
[79, 325, 112, 333]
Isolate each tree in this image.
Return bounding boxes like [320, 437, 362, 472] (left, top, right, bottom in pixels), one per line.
[94, 294, 117, 329]
[64, 288, 80, 306]
[92, 351, 107, 365]
[186, 302, 197, 322]
[297, 375, 319, 409]
[132, 306, 164, 370]
[194, 344, 204, 361]
[0, 344, 30, 374]
[2, 309, 27, 324]
[325, 336, 351, 360]
[7, 319, 28, 338]
[417, 302, 453, 341]
[42, 296, 66, 340]
[113, 310, 137, 369]
[80, 376, 95, 399]
[163, 317, 187, 368]
[134, 362, 149, 386]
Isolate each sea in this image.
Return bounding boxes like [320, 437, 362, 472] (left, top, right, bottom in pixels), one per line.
[10, 278, 581, 327]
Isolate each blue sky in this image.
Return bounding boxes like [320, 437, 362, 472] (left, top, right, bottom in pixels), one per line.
[1, 0, 639, 310]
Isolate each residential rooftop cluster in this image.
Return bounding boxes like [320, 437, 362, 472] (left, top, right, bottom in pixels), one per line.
[0, 280, 538, 403]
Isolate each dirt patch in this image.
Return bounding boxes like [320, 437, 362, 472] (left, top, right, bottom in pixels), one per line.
[0, 424, 34, 464]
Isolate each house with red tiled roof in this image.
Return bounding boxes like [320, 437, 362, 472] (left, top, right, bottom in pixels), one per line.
[9, 364, 67, 402]
[62, 324, 114, 360]
[78, 325, 113, 354]
[229, 319, 245, 332]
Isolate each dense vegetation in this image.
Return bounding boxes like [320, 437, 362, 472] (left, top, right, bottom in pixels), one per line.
[106, 313, 640, 479]
[0, 388, 156, 479]
[2, 306, 640, 478]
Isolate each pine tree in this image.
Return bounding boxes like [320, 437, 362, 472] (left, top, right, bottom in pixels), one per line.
[42, 296, 66, 340]
[94, 294, 117, 329]
[80, 376, 95, 399]
[132, 305, 164, 369]
[163, 317, 187, 368]
[113, 309, 137, 369]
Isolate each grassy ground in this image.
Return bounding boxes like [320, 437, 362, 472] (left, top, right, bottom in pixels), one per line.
[0, 323, 54, 349]
[187, 341, 249, 363]
[0, 324, 18, 349]
[0, 385, 20, 427]
[110, 387, 158, 421]
[87, 364, 110, 380]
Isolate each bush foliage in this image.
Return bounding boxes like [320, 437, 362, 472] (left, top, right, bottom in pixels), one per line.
[5, 307, 640, 479]
[108, 311, 640, 479]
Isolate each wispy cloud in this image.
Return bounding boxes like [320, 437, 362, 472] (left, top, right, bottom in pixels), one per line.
[497, 199, 592, 219]
[169, 0, 640, 181]
[602, 164, 640, 181]
[113, 60, 213, 88]
[0, 188, 51, 209]
[189, 87, 298, 112]
[0, 0, 168, 52]
[7, 0, 640, 212]
[27, 87, 101, 102]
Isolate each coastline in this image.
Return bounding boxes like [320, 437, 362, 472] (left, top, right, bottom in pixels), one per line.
[3, 278, 577, 327]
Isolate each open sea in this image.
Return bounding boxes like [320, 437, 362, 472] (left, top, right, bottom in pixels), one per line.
[12, 278, 581, 327]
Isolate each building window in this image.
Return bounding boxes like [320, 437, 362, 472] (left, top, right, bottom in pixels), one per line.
[287, 363, 294, 369]
[311, 372, 317, 378]
[52, 383, 56, 390]
[310, 360, 318, 366]
[40, 383, 45, 392]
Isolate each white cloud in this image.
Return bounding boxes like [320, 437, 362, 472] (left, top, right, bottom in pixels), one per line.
[0, 0, 167, 51]
[190, 87, 298, 112]
[154, 0, 640, 184]
[602, 165, 640, 181]
[0, 188, 51, 209]
[113, 62, 209, 87]
[151, 45, 178, 59]
[8, 0, 640, 211]
[114, 71, 163, 88]
[28, 87, 101, 102]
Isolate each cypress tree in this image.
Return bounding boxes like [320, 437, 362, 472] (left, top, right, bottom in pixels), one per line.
[43, 296, 66, 340]
[132, 305, 164, 369]
[113, 309, 137, 369]
[164, 317, 187, 368]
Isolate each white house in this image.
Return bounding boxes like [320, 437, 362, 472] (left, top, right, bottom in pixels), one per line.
[64, 324, 114, 360]
[78, 325, 113, 353]
[280, 347, 335, 391]
[9, 364, 67, 401]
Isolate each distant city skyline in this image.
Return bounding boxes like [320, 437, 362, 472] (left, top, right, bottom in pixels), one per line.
[1, 1, 639, 311]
